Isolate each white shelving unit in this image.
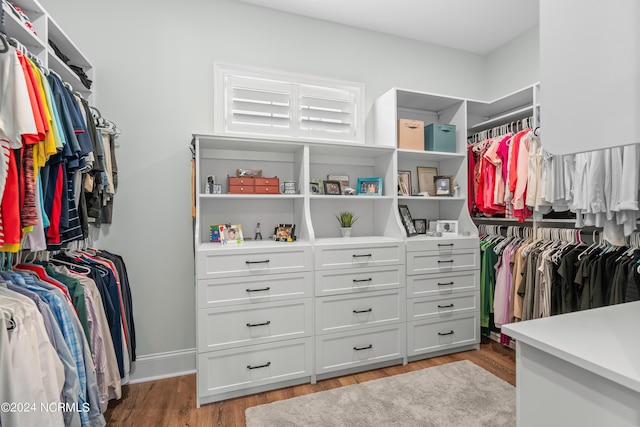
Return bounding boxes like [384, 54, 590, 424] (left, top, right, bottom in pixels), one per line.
[374, 89, 481, 362]
[3, 0, 94, 99]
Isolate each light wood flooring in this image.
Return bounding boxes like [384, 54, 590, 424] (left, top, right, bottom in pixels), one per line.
[104, 338, 515, 427]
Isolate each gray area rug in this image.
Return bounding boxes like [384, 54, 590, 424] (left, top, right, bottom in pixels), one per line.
[245, 360, 515, 427]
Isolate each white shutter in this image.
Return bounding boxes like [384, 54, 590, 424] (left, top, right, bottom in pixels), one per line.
[215, 63, 364, 143]
[298, 85, 357, 141]
[225, 76, 292, 135]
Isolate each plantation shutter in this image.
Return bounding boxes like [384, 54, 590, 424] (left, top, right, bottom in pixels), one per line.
[215, 63, 364, 144]
[224, 75, 292, 135]
[298, 85, 357, 141]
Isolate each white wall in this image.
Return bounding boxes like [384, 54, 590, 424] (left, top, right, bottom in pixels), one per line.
[39, 0, 489, 359]
[483, 26, 540, 100]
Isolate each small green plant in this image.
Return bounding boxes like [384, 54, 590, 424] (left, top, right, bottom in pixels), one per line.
[336, 211, 359, 228]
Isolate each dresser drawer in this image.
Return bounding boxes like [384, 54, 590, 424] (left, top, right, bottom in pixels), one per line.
[254, 178, 279, 186]
[407, 270, 479, 298]
[228, 177, 255, 186]
[407, 314, 479, 356]
[315, 289, 405, 335]
[196, 245, 312, 279]
[406, 237, 479, 253]
[315, 325, 405, 374]
[406, 249, 478, 275]
[408, 292, 478, 321]
[254, 185, 279, 194]
[314, 266, 404, 297]
[228, 185, 255, 194]
[315, 243, 404, 270]
[197, 337, 312, 399]
[197, 299, 312, 352]
[197, 272, 312, 308]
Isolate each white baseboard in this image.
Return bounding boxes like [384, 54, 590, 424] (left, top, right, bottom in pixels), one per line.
[129, 348, 196, 384]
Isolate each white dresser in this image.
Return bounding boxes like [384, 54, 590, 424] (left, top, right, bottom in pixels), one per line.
[195, 243, 314, 405]
[313, 238, 406, 377]
[406, 236, 480, 359]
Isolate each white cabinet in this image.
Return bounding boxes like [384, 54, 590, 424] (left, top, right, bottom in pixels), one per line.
[374, 88, 481, 361]
[313, 240, 406, 377]
[4, 0, 94, 99]
[194, 83, 483, 403]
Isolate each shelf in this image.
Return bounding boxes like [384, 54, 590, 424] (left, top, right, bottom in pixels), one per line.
[468, 105, 534, 131]
[3, 3, 46, 51]
[47, 51, 91, 94]
[310, 195, 395, 201]
[199, 194, 304, 200]
[46, 14, 92, 68]
[196, 240, 312, 252]
[472, 217, 577, 224]
[196, 134, 304, 152]
[396, 149, 465, 161]
[399, 196, 465, 201]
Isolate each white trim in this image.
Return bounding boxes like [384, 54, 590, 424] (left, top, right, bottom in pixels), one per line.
[129, 348, 196, 384]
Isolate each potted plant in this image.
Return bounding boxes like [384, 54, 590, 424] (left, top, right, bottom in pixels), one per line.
[336, 211, 359, 237]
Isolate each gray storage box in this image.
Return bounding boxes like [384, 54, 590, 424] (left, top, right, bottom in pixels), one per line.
[424, 123, 456, 152]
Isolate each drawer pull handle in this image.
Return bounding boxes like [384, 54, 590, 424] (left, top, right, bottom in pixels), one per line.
[438, 243, 454, 247]
[438, 260, 454, 264]
[246, 260, 270, 265]
[247, 362, 271, 370]
[438, 304, 455, 308]
[352, 254, 372, 258]
[246, 287, 271, 293]
[353, 308, 373, 314]
[438, 282, 454, 286]
[353, 278, 372, 283]
[247, 321, 271, 327]
[353, 344, 373, 351]
[438, 331, 455, 336]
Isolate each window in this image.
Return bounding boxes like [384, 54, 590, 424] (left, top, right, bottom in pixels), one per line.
[215, 63, 364, 144]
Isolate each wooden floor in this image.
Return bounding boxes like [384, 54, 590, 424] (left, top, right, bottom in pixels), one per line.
[104, 339, 515, 427]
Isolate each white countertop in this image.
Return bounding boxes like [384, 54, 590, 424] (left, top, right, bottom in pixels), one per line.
[502, 301, 640, 393]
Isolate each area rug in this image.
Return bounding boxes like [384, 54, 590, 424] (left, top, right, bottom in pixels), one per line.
[245, 360, 515, 427]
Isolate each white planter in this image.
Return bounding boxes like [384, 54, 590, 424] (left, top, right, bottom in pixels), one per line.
[340, 227, 352, 238]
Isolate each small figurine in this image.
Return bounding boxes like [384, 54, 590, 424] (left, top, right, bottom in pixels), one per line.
[255, 222, 263, 240]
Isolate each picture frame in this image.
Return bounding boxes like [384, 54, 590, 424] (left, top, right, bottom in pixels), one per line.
[398, 170, 411, 196]
[222, 224, 244, 244]
[323, 180, 342, 195]
[309, 181, 321, 194]
[274, 223, 296, 242]
[398, 204, 417, 236]
[434, 175, 453, 196]
[327, 174, 349, 194]
[436, 220, 458, 237]
[357, 177, 383, 196]
[417, 166, 438, 195]
[413, 218, 427, 234]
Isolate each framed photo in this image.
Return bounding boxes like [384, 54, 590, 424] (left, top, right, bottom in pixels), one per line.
[309, 181, 321, 194]
[323, 180, 342, 195]
[417, 166, 438, 195]
[327, 175, 349, 194]
[357, 177, 383, 196]
[398, 204, 417, 236]
[223, 224, 244, 243]
[436, 220, 458, 237]
[413, 218, 427, 234]
[434, 175, 453, 196]
[274, 223, 296, 242]
[398, 170, 411, 196]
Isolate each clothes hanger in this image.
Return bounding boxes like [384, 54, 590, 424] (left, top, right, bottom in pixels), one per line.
[49, 257, 92, 274]
[0, 33, 8, 54]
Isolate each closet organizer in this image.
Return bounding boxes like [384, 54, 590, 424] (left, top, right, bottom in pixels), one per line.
[0, 3, 134, 426]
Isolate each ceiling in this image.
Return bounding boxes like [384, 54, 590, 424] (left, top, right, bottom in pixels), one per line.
[234, 0, 539, 55]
